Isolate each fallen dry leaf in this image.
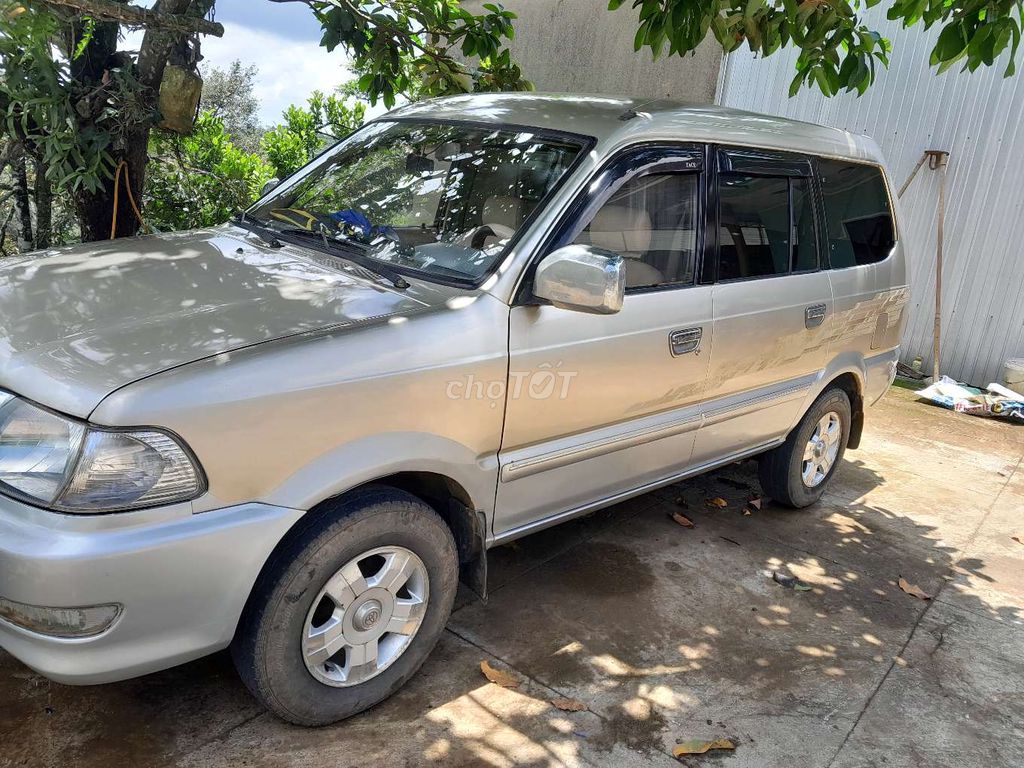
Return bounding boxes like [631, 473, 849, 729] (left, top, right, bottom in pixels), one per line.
[671, 511, 695, 528]
[748, 497, 763, 510]
[743, 509, 752, 516]
[673, 738, 736, 757]
[550, 697, 588, 712]
[706, 497, 729, 509]
[480, 660, 520, 688]
[898, 577, 932, 600]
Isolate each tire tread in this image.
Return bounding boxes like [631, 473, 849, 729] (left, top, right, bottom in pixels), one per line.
[231, 486, 457, 726]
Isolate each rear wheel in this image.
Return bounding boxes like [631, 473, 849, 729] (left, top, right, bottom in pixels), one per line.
[232, 486, 458, 726]
[758, 387, 851, 508]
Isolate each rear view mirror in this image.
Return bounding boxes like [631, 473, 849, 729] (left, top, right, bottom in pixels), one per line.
[534, 244, 625, 315]
[405, 153, 434, 175]
[435, 142, 462, 161]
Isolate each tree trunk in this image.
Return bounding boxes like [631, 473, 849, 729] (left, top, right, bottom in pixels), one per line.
[33, 159, 53, 249]
[12, 154, 33, 251]
[70, 13, 136, 241]
[74, 135, 150, 241]
[71, 0, 210, 242]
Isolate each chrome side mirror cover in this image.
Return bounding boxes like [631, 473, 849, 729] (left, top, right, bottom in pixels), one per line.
[534, 244, 626, 315]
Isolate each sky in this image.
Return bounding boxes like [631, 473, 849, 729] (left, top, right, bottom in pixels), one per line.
[136, 0, 370, 125]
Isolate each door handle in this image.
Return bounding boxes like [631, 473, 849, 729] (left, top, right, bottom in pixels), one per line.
[804, 304, 827, 329]
[669, 327, 702, 356]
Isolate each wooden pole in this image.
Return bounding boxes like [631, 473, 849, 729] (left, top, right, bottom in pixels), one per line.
[898, 153, 927, 199]
[929, 151, 949, 381]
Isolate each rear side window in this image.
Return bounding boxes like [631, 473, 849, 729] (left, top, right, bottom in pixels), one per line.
[817, 160, 895, 268]
[718, 174, 816, 280]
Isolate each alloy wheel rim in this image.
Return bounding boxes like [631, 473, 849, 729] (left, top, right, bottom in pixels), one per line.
[801, 411, 842, 488]
[301, 546, 429, 687]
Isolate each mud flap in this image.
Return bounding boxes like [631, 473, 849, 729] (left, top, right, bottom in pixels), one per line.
[446, 500, 488, 602]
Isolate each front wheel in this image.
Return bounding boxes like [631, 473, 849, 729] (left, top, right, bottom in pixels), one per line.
[231, 486, 458, 726]
[758, 387, 851, 508]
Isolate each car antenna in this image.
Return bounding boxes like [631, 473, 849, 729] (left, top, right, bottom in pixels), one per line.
[618, 99, 659, 121]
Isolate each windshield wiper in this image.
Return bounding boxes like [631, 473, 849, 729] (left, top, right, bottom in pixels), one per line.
[275, 228, 410, 290]
[232, 212, 282, 248]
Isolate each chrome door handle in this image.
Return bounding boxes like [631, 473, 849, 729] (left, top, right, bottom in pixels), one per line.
[804, 304, 827, 329]
[669, 327, 702, 356]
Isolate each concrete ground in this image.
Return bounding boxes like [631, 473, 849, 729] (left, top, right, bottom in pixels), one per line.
[2, 387, 1023, 768]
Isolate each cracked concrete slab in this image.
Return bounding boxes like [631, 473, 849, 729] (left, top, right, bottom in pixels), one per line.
[1, 387, 1022, 767]
[828, 602, 1024, 768]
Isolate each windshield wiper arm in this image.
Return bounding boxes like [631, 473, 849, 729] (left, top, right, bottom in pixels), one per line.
[233, 212, 282, 248]
[275, 228, 410, 290]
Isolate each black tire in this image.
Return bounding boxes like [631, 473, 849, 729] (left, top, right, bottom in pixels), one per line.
[758, 387, 852, 508]
[231, 486, 458, 726]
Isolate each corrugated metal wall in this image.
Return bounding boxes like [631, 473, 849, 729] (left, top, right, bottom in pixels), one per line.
[717, 9, 1024, 386]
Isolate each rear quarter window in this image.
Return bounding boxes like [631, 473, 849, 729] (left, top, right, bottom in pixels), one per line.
[817, 159, 895, 268]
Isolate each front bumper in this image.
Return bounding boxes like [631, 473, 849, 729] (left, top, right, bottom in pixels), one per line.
[0, 495, 303, 684]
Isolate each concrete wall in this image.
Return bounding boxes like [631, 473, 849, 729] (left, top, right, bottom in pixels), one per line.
[469, 0, 722, 102]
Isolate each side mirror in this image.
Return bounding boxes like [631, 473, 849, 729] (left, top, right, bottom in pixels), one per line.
[260, 178, 281, 197]
[534, 244, 625, 315]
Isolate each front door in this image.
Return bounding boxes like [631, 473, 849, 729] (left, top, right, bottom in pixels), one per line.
[690, 147, 833, 466]
[494, 145, 713, 538]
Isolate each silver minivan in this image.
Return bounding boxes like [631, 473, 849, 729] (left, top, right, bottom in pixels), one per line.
[0, 94, 907, 725]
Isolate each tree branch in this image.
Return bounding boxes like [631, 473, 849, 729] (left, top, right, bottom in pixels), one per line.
[42, 0, 224, 37]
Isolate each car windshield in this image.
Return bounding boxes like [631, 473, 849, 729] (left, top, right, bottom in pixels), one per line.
[248, 120, 585, 283]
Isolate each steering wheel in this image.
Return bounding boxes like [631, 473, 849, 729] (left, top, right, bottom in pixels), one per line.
[454, 223, 515, 250]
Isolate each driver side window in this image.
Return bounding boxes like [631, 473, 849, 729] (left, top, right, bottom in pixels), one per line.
[574, 173, 699, 290]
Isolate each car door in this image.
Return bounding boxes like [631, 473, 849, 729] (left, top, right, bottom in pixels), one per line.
[690, 146, 833, 466]
[493, 145, 714, 538]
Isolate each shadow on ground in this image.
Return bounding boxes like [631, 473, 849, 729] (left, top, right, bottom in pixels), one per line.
[1, 388, 1022, 768]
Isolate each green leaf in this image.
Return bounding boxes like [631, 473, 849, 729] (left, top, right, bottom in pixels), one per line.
[933, 21, 968, 63]
[812, 66, 832, 95]
[634, 21, 648, 51]
[1005, 20, 1021, 76]
[789, 70, 805, 96]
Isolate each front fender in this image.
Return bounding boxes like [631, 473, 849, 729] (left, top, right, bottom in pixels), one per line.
[261, 431, 499, 518]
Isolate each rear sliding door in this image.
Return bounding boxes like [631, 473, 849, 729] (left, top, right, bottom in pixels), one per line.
[691, 147, 833, 466]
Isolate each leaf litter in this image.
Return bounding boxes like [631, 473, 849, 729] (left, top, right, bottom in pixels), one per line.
[898, 577, 931, 600]
[671, 511, 695, 528]
[480, 660, 520, 688]
[672, 738, 736, 757]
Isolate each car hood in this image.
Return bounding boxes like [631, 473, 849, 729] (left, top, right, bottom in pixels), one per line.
[0, 226, 441, 418]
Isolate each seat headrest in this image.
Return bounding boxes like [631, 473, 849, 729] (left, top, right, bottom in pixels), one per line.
[482, 196, 525, 231]
[586, 205, 652, 255]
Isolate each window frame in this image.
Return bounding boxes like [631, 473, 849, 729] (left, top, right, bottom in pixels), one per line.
[812, 155, 898, 271]
[709, 145, 824, 285]
[514, 142, 707, 305]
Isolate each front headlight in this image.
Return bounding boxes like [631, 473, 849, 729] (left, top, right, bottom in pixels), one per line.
[0, 392, 204, 513]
